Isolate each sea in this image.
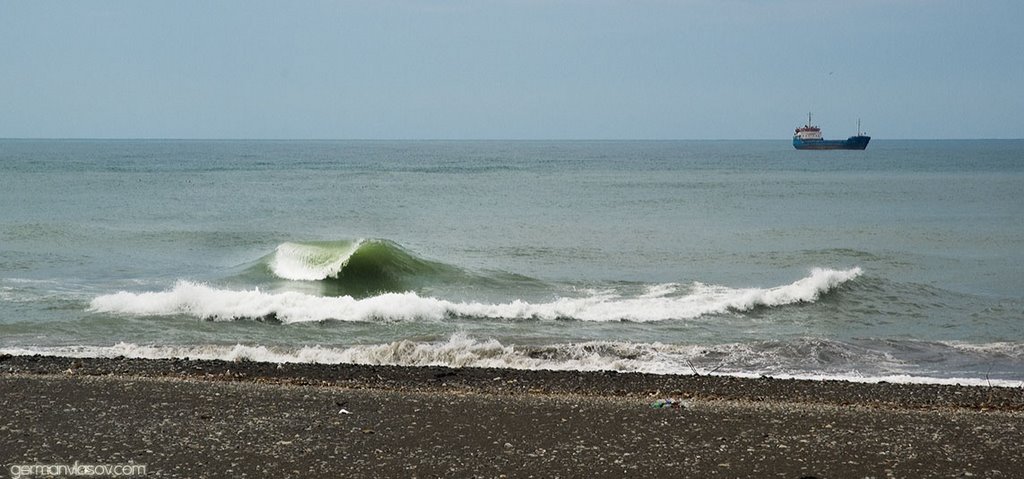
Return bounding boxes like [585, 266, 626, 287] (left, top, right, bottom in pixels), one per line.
[2, 139, 1022, 386]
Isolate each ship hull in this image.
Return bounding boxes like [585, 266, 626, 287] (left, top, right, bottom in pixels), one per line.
[793, 135, 870, 150]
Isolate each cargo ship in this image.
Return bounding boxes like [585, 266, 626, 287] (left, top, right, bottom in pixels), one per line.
[793, 113, 870, 150]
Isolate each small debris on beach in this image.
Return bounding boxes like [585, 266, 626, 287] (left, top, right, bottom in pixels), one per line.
[650, 398, 686, 409]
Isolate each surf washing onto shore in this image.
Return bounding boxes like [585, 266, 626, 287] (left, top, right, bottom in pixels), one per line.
[2, 140, 1023, 386]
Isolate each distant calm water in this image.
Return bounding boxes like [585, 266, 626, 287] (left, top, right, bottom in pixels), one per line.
[2, 139, 1022, 385]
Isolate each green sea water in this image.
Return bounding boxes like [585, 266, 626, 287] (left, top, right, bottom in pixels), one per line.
[2, 139, 1022, 384]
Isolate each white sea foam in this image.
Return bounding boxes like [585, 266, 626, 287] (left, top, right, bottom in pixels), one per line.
[0, 335, 826, 373]
[90, 283, 449, 323]
[4, 333, 1020, 388]
[88, 267, 863, 323]
[937, 340, 1024, 358]
[0, 335, 661, 371]
[270, 240, 364, 281]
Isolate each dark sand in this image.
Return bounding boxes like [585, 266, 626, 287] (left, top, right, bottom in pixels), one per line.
[2, 355, 1022, 478]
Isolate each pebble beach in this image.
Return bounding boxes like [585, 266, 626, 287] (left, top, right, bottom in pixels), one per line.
[2, 355, 1022, 478]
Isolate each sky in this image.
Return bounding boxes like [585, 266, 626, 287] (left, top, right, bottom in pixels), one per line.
[1, 0, 1022, 140]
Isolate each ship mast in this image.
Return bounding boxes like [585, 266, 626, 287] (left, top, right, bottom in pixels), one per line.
[857, 118, 862, 136]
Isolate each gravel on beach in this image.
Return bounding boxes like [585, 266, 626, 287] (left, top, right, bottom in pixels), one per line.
[2, 355, 1022, 478]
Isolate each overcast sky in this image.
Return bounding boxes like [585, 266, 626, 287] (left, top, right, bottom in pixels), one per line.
[1, 0, 1022, 139]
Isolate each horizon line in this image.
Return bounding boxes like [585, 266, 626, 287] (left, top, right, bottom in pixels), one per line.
[3, 137, 1023, 142]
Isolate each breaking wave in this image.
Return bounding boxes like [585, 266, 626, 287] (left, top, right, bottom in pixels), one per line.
[269, 239, 454, 281]
[89, 267, 862, 323]
[270, 240, 365, 281]
[260, 239, 482, 297]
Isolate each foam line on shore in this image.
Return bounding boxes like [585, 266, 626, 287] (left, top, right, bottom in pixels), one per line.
[4, 333, 1021, 388]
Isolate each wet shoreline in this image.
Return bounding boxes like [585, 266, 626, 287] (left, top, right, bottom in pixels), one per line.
[3, 354, 1022, 411]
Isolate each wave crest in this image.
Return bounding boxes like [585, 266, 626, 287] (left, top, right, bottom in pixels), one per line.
[270, 240, 364, 281]
[89, 267, 862, 323]
[263, 239, 467, 297]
